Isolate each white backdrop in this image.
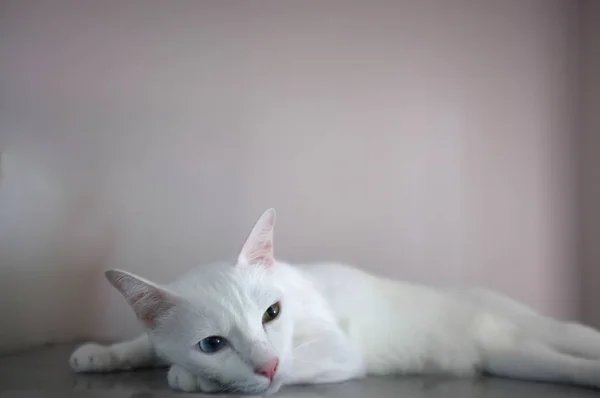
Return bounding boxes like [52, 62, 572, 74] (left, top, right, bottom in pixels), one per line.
[0, 0, 580, 354]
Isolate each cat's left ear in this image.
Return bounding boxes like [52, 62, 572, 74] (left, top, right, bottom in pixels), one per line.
[105, 269, 178, 329]
[237, 208, 276, 267]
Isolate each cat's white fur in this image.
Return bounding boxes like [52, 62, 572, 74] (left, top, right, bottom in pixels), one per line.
[71, 208, 600, 394]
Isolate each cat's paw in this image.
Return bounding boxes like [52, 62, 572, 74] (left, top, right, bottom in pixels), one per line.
[167, 365, 221, 393]
[70, 343, 117, 373]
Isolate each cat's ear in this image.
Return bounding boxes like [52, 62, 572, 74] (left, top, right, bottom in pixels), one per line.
[105, 269, 177, 329]
[237, 208, 276, 267]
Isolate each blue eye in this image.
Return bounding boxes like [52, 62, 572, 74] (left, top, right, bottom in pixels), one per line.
[197, 336, 228, 353]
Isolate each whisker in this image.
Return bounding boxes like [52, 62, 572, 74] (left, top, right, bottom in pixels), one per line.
[294, 337, 324, 351]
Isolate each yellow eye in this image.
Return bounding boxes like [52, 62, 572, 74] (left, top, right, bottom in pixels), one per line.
[262, 302, 281, 324]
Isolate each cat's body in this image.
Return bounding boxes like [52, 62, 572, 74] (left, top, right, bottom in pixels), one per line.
[71, 209, 600, 394]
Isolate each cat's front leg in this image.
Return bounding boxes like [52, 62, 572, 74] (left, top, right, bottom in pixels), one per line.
[70, 334, 161, 373]
[167, 365, 222, 393]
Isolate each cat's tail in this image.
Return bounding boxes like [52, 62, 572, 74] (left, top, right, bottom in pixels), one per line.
[534, 320, 600, 360]
[470, 289, 600, 388]
[482, 338, 600, 389]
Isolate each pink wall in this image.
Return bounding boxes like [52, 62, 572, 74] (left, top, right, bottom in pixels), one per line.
[0, 0, 581, 353]
[580, 0, 600, 328]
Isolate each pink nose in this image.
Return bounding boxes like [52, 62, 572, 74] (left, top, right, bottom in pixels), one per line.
[254, 358, 279, 380]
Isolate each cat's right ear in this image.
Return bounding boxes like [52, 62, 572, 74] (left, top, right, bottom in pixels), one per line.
[105, 269, 177, 329]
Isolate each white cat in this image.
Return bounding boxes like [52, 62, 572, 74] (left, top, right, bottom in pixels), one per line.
[71, 208, 600, 394]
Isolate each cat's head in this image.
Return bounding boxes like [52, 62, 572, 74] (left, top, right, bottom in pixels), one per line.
[105, 209, 294, 394]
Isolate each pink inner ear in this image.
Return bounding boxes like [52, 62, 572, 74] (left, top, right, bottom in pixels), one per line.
[129, 289, 174, 328]
[246, 239, 274, 267]
[239, 209, 276, 267]
[107, 271, 176, 329]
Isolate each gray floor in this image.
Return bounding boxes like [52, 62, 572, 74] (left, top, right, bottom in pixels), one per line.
[0, 344, 599, 398]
